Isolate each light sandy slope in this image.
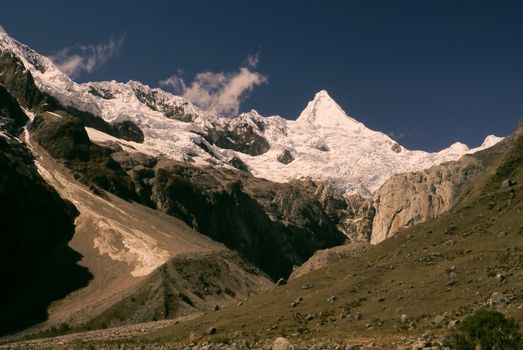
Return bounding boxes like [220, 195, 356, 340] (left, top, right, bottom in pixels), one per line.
[22, 130, 271, 332]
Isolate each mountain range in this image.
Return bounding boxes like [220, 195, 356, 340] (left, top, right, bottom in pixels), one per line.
[0, 31, 520, 349]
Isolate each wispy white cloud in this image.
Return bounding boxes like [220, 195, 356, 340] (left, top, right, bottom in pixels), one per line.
[388, 130, 406, 140]
[159, 54, 267, 117]
[50, 36, 125, 78]
[246, 52, 259, 68]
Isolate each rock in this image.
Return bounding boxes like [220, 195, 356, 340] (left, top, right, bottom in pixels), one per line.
[447, 319, 460, 329]
[327, 296, 336, 304]
[301, 283, 313, 289]
[207, 326, 217, 335]
[495, 273, 504, 284]
[345, 345, 362, 350]
[400, 314, 408, 324]
[277, 149, 294, 164]
[305, 313, 315, 321]
[370, 154, 488, 243]
[432, 314, 446, 325]
[272, 337, 293, 350]
[489, 292, 506, 306]
[204, 113, 271, 156]
[213, 304, 220, 311]
[276, 278, 287, 286]
[290, 242, 371, 280]
[228, 156, 249, 172]
[354, 312, 362, 320]
[410, 339, 427, 350]
[501, 179, 514, 188]
[152, 162, 349, 280]
[0, 85, 28, 134]
[112, 120, 144, 143]
[391, 143, 402, 153]
[29, 113, 140, 203]
[0, 49, 59, 111]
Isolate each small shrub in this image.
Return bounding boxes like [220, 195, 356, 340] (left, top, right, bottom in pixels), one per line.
[443, 309, 522, 350]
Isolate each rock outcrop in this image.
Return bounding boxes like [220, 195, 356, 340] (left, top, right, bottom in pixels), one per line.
[370, 136, 512, 244]
[370, 158, 482, 243]
[277, 149, 294, 164]
[289, 242, 370, 280]
[28, 112, 139, 202]
[0, 84, 28, 134]
[0, 50, 58, 112]
[150, 162, 347, 280]
[0, 50, 144, 143]
[204, 113, 271, 156]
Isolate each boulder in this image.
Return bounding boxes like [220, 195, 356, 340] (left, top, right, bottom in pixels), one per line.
[489, 292, 506, 306]
[277, 149, 294, 164]
[272, 337, 293, 350]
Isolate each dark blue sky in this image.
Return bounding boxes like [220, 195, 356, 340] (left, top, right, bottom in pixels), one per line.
[1, 0, 522, 151]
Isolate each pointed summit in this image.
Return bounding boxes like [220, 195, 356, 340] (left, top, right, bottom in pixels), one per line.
[480, 135, 503, 148]
[296, 90, 362, 129]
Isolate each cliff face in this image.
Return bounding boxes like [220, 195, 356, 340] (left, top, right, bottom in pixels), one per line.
[0, 88, 89, 335]
[149, 162, 352, 280]
[370, 136, 513, 244]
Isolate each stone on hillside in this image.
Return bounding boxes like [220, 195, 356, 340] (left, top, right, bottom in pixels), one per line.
[410, 338, 427, 350]
[345, 345, 362, 350]
[501, 179, 514, 189]
[327, 296, 336, 304]
[302, 283, 313, 289]
[432, 314, 446, 325]
[400, 314, 408, 324]
[277, 149, 294, 164]
[447, 319, 460, 329]
[391, 143, 402, 153]
[207, 326, 217, 335]
[489, 292, 506, 306]
[272, 337, 294, 350]
[228, 156, 249, 172]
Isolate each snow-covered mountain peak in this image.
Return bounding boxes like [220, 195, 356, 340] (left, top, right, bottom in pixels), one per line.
[0, 31, 506, 196]
[447, 141, 469, 153]
[296, 90, 362, 130]
[481, 135, 504, 148]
